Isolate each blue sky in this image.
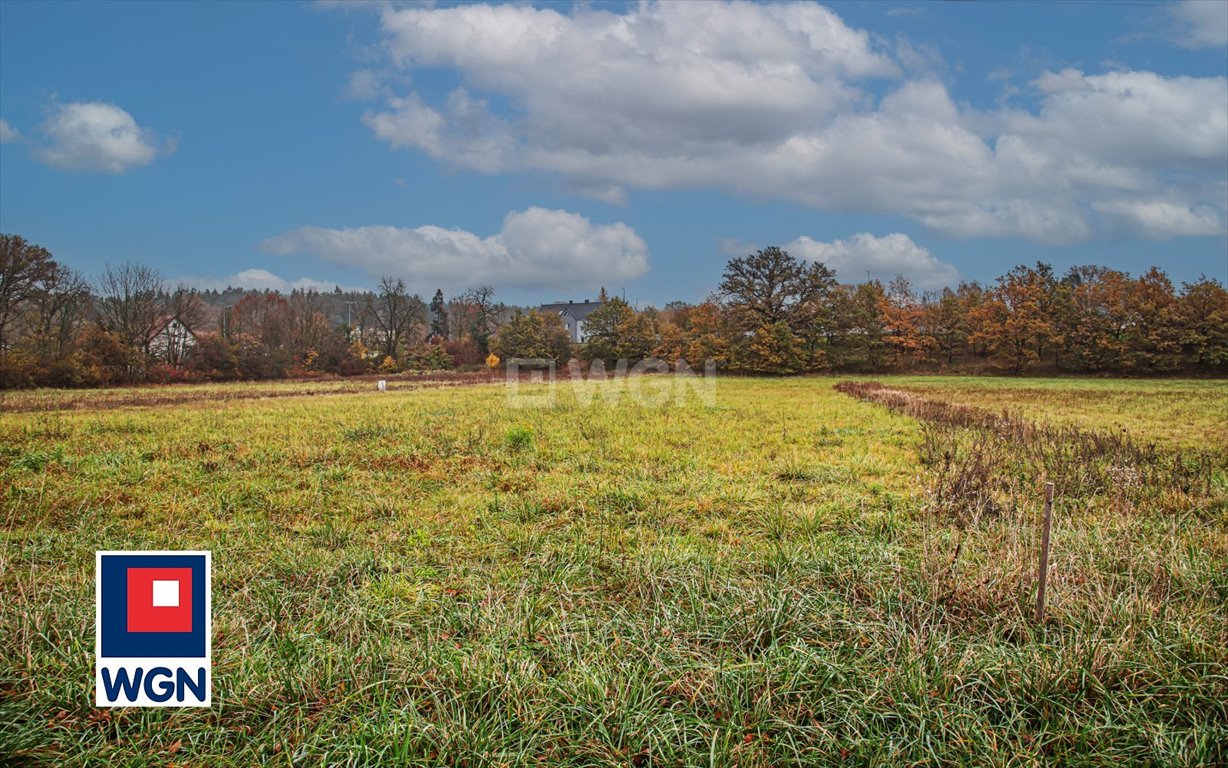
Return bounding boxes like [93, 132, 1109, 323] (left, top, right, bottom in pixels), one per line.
[1, 0, 1225, 307]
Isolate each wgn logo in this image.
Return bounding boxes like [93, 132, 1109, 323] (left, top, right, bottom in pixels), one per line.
[95, 551, 211, 707]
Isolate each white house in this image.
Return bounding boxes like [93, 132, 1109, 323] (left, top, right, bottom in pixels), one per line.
[539, 299, 604, 343]
[148, 316, 198, 366]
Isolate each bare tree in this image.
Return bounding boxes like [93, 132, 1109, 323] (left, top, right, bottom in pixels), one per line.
[456, 285, 502, 352]
[147, 285, 210, 366]
[29, 264, 91, 357]
[166, 285, 208, 332]
[364, 276, 425, 361]
[446, 296, 473, 341]
[463, 285, 499, 336]
[229, 292, 285, 341]
[96, 261, 164, 356]
[0, 234, 57, 368]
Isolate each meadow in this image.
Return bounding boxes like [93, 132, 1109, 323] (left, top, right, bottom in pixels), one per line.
[889, 376, 1228, 450]
[1, 375, 1225, 766]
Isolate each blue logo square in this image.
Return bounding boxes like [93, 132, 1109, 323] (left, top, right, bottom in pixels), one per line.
[99, 553, 208, 658]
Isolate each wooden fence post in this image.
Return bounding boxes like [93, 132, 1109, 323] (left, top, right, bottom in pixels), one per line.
[1036, 482, 1054, 624]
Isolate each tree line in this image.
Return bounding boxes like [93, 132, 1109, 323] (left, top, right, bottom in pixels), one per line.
[1, 234, 1225, 388]
[0, 234, 510, 387]
[492, 246, 1227, 376]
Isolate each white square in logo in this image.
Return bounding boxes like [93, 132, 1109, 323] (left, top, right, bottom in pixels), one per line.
[152, 580, 180, 607]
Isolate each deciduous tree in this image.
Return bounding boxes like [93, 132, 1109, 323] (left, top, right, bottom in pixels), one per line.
[579, 297, 655, 366]
[493, 309, 571, 365]
[365, 276, 425, 362]
[95, 261, 164, 358]
[719, 247, 837, 341]
[0, 234, 56, 374]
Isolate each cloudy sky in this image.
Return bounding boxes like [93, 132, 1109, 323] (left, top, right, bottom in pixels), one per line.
[1, 0, 1225, 305]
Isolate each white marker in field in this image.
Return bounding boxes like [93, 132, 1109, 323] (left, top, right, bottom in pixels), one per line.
[378, 380, 387, 392]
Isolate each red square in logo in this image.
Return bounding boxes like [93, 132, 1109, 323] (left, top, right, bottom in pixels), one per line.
[126, 567, 193, 633]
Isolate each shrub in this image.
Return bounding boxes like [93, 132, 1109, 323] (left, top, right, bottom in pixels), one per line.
[446, 338, 484, 367]
[185, 333, 239, 381]
[408, 343, 453, 371]
[146, 364, 200, 385]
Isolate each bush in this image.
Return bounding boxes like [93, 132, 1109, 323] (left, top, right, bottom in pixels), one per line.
[186, 334, 239, 381]
[234, 334, 288, 380]
[77, 327, 137, 385]
[407, 343, 453, 371]
[446, 338, 484, 367]
[146, 364, 200, 385]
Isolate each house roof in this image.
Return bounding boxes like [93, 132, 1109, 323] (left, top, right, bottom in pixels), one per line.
[539, 300, 604, 321]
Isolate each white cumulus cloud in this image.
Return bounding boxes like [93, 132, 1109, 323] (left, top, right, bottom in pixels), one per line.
[36, 101, 171, 173]
[260, 207, 649, 292]
[347, 1, 1227, 244]
[1170, 0, 1228, 48]
[0, 119, 19, 143]
[784, 233, 959, 290]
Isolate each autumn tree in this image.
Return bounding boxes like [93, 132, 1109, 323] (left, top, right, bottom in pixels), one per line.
[829, 282, 889, 371]
[227, 292, 290, 378]
[879, 275, 932, 367]
[744, 321, 804, 374]
[0, 234, 57, 376]
[923, 284, 976, 365]
[27, 263, 90, 360]
[622, 309, 658, 364]
[282, 290, 334, 366]
[972, 263, 1059, 372]
[719, 246, 837, 335]
[1174, 277, 1228, 371]
[579, 297, 656, 367]
[166, 286, 208, 333]
[652, 322, 685, 365]
[228, 292, 286, 341]
[493, 309, 572, 366]
[443, 286, 502, 353]
[186, 333, 239, 380]
[1057, 266, 1132, 371]
[681, 300, 730, 369]
[1124, 268, 1179, 372]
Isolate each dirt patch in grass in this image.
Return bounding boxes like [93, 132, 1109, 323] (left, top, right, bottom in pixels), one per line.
[0, 371, 502, 413]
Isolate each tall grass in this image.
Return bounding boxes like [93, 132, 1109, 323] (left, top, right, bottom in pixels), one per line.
[0, 377, 1224, 765]
[836, 380, 1227, 763]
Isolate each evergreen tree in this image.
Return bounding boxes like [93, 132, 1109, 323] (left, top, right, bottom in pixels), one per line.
[429, 289, 449, 340]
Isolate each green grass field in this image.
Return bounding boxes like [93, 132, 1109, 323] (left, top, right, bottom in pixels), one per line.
[1, 376, 1225, 766]
[890, 376, 1228, 450]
